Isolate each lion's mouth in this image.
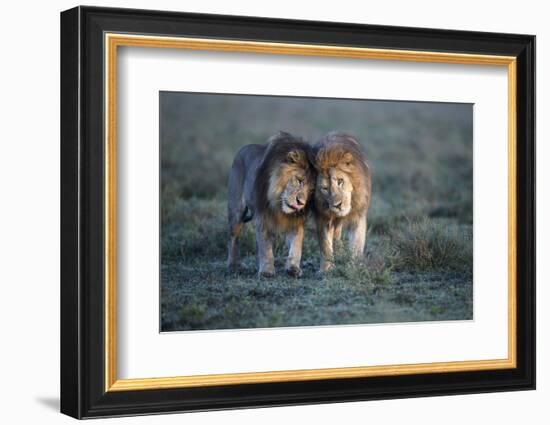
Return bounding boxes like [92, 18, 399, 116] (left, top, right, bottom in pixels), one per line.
[284, 201, 304, 213]
[330, 205, 350, 217]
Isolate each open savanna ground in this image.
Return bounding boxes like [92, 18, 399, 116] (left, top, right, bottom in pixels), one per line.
[160, 92, 473, 331]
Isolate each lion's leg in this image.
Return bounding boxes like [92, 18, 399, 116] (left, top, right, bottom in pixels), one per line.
[333, 219, 344, 251]
[285, 225, 304, 277]
[227, 221, 242, 272]
[333, 220, 343, 242]
[255, 222, 275, 277]
[317, 218, 335, 273]
[227, 160, 246, 272]
[348, 213, 367, 260]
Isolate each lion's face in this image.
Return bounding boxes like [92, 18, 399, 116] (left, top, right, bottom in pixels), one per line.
[268, 150, 312, 215]
[316, 168, 353, 217]
[280, 171, 310, 214]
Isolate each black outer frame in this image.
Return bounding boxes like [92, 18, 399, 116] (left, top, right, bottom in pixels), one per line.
[60, 5, 536, 419]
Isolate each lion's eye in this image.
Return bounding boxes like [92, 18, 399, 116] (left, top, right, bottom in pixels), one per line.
[296, 177, 304, 187]
[337, 178, 344, 187]
[321, 186, 329, 192]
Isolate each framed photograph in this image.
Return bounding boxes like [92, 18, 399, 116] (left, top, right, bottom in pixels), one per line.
[60, 6, 535, 419]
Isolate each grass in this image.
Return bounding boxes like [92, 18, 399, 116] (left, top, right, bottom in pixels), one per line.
[391, 218, 473, 272]
[160, 93, 473, 331]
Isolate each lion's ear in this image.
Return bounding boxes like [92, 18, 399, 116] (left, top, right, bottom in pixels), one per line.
[342, 152, 354, 167]
[286, 150, 302, 164]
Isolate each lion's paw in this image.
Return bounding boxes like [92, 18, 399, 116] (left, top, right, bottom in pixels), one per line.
[317, 262, 335, 278]
[259, 269, 276, 278]
[227, 263, 240, 274]
[320, 261, 335, 272]
[285, 265, 302, 278]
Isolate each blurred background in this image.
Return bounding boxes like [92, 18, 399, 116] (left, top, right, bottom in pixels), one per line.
[160, 92, 473, 331]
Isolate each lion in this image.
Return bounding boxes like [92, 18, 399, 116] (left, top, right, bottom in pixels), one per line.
[227, 131, 314, 277]
[310, 132, 372, 273]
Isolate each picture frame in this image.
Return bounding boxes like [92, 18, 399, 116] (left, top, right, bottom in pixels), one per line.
[60, 5, 535, 419]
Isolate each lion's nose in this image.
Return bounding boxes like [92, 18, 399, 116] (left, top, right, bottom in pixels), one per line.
[296, 197, 305, 206]
[333, 201, 342, 210]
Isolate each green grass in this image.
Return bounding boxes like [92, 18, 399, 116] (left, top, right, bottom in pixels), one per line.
[160, 93, 473, 331]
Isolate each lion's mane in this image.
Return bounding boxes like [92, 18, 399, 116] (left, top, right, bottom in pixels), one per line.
[253, 132, 314, 230]
[312, 131, 371, 221]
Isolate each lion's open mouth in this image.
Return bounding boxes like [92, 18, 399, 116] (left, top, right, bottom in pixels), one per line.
[284, 201, 303, 212]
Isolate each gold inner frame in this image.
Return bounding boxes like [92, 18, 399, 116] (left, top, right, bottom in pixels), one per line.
[104, 33, 517, 392]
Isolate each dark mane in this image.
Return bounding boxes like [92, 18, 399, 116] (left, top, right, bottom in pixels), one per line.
[254, 131, 313, 220]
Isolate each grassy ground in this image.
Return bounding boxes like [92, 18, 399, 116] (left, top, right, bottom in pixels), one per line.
[160, 93, 473, 331]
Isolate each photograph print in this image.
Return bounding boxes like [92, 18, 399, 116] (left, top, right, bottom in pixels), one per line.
[160, 92, 473, 332]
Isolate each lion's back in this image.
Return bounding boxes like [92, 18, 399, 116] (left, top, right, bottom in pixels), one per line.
[235, 144, 266, 200]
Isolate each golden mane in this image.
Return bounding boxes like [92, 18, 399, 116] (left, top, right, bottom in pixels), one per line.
[313, 132, 371, 220]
